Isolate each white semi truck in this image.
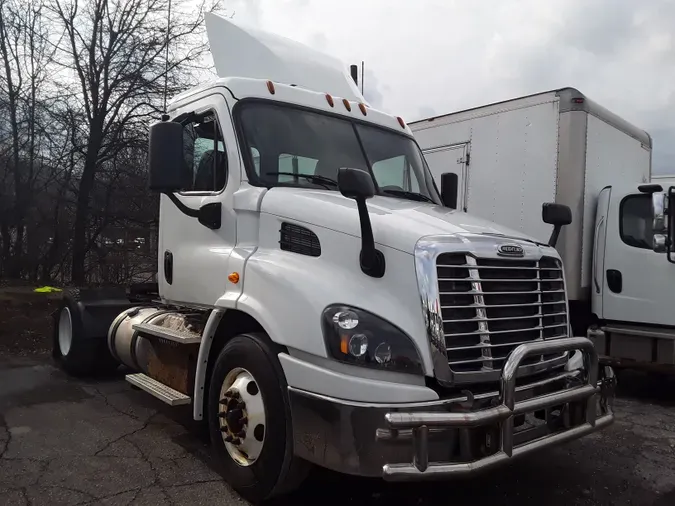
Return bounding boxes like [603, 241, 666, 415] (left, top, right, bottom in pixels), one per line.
[410, 93, 675, 373]
[52, 15, 615, 503]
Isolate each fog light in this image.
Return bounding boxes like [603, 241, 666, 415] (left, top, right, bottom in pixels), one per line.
[374, 342, 392, 364]
[348, 334, 368, 357]
[334, 311, 359, 330]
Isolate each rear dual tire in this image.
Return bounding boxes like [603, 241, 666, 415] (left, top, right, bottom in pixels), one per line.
[52, 289, 119, 376]
[207, 333, 309, 503]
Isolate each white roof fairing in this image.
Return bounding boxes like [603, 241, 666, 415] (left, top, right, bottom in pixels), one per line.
[204, 13, 366, 104]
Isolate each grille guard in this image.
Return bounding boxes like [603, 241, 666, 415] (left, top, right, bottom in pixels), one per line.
[381, 336, 616, 480]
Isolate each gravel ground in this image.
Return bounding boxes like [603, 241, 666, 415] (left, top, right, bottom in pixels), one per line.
[1, 352, 675, 506]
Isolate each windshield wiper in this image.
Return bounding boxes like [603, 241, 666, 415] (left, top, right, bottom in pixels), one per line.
[266, 172, 338, 189]
[381, 188, 435, 203]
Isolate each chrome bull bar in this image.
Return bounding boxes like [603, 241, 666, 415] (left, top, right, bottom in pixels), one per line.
[382, 337, 615, 480]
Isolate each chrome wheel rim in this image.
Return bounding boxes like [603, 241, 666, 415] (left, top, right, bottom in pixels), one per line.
[58, 307, 73, 357]
[218, 367, 266, 467]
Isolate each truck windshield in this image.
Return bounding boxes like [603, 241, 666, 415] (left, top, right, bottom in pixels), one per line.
[238, 102, 441, 204]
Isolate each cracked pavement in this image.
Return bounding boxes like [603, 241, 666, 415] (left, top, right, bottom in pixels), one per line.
[1, 355, 675, 505]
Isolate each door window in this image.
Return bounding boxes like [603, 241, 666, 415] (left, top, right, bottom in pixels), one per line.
[620, 195, 654, 249]
[182, 111, 227, 192]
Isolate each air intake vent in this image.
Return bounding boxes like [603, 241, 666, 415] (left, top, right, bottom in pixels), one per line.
[279, 223, 321, 257]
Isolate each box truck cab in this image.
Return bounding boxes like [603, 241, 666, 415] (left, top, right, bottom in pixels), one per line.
[588, 181, 675, 367]
[51, 16, 615, 503]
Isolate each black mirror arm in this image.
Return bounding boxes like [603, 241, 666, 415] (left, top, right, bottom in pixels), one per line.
[354, 198, 385, 278]
[164, 192, 199, 218]
[164, 192, 221, 230]
[548, 226, 561, 248]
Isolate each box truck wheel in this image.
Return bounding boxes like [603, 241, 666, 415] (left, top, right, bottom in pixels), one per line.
[52, 289, 119, 376]
[208, 333, 309, 502]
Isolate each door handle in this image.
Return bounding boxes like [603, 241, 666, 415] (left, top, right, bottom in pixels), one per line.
[593, 216, 605, 294]
[164, 250, 173, 285]
[606, 269, 622, 293]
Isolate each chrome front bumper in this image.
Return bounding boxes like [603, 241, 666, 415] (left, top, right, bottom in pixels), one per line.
[289, 337, 615, 480]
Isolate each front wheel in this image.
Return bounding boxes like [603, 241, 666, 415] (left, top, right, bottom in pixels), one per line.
[207, 333, 309, 503]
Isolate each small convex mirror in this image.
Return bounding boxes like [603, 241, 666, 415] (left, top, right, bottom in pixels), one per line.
[652, 191, 667, 234]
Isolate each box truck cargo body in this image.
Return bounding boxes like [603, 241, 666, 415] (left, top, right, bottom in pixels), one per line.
[410, 88, 652, 333]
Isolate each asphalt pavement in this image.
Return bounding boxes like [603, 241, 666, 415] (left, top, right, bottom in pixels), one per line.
[1, 354, 675, 506]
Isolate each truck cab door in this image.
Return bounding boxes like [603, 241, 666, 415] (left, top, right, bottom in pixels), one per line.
[601, 189, 675, 326]
[422, 142, 469, 211]
[158, 92, 240, 307]
[591, 186, 611, 318]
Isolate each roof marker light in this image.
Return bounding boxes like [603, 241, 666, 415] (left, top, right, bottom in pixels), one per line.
[266, 81, 276, 95]
[359, 103, 367, 116]
[572, 97, 584, 104]
[397, 116, 406, 129]
[326, 94, 334, 107]
[342, 99, 352, 112]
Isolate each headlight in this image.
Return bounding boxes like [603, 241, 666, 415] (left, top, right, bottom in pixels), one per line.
[322, 305, 423, 375]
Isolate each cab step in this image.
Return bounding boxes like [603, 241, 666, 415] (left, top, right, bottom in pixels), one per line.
[125, 373, 192, 406]
[132, 321, 202, 344]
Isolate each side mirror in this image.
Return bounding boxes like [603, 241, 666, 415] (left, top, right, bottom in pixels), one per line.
[338, 168, 384, 278]
[652, 188, 675, 261]
[652, 191, 666, 234]
[542, 202, 572, 226]
[337, 167, 375, 200]
[148, 120, 191, 192]
[440, 173, 458, 209]
[542, 202, 572, 248]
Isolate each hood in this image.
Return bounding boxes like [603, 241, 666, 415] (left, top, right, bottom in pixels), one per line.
[261, 188, 543, 253]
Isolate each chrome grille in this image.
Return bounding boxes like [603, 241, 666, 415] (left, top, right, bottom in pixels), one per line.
[436, 253, 569, 374]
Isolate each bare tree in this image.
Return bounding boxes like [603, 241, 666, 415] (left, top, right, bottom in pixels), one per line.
[48, 0, 219, 283]
[0, 0, 56, 278]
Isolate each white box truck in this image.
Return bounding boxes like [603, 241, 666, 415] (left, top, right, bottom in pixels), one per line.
[410, 91, 675, 373]
[51, 19, 615, 503]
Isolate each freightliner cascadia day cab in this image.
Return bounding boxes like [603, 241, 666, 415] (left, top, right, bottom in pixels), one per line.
[52, 15, 615, 503]
[410, 93, 675, 373]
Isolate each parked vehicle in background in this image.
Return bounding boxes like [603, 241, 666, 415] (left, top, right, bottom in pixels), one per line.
[411, 91, 675, 374]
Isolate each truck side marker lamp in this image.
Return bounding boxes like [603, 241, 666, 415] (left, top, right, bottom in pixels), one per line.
[228, 272, 240, 284]
[397, 117, 406, 129]
[326, 94, 334, 107]
[266, 80, 275, 95]
[359, 103, 367, 116]
[343, 99, 352, 112]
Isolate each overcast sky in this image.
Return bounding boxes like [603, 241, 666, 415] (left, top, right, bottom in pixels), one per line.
[223, 0, 675, 175]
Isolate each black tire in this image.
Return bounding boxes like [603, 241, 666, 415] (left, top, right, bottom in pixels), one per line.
[52, 289, 120, 377]
[208, 333, 309, 503]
